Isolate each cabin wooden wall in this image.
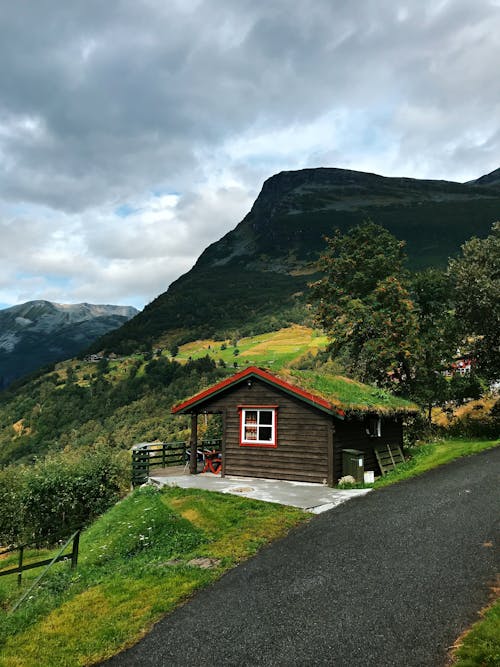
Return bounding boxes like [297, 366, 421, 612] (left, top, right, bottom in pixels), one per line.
[201, 378, 332, 483]
[333, 417, 403, 480]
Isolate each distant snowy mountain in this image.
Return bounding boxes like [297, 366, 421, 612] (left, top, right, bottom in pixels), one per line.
[0, 300, 138, 388]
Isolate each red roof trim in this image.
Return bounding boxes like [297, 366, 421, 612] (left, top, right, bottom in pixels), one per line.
[171, 366, 345, 418]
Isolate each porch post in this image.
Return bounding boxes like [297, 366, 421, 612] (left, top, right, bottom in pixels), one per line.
[189, 413, 198, 474]
[220, 409, 227, 478]
[327, 421, 335, 487]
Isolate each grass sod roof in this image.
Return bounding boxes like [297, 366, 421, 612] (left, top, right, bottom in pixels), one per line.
[172, 366, 419, 417]
[283, 370, 419, 417]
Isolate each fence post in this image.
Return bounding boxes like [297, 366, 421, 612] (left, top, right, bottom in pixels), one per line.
[10, 530, 81, 613]
[17, 546, 24, 588]
[71, 531, 80, 569]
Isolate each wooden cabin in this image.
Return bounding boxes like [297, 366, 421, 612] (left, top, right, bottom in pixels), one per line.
[172, 366, 418, 485]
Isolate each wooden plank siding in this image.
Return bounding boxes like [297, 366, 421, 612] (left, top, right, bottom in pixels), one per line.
[199, 378, 332, 484]
[334, 417, 403, 480]
[190, 376, 405, 485]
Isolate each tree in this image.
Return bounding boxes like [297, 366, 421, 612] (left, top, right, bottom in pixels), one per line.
[311, 222, 418, 389]
[97, 357, 109, 376]
[448, 222, 500, 382]
[408, 268, 461, 420]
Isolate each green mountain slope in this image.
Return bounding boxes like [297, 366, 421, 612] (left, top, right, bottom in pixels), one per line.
[93, 166, 500, 353]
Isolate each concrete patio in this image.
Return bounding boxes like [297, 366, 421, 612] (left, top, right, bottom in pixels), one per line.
[150, 471, 371, 513]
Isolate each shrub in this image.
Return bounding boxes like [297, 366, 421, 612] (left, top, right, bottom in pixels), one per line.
[447, 397, 500, 438]
[338, 475, 356, 487]
[403, 412, 436, 447]
[0, 446, 129, 547]
[0, 465, 27, 544]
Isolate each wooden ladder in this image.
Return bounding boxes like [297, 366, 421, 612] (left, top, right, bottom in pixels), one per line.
[374, 443, 405, 475]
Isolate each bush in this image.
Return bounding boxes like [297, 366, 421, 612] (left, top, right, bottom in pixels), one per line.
[0, 465, 27, 544]
[403, 412, 436, 447]
[447, 397, 500, 438]
[0, 445, 129, 547]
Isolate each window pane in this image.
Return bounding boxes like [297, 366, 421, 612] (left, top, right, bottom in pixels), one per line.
[245, 426, 257, 440]
[259, 426, 272, 441]
[259, 411, 273, 425]
[245, 411, 257, 424]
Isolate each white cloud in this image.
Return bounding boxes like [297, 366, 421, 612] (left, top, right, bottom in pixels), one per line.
[0, 0, 499, 309]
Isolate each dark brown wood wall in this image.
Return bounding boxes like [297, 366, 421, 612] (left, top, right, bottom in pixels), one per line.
[334, 417, 403, 480]
[200, 378, 332, 483]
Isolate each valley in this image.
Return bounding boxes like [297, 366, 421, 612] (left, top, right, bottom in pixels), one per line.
[0, 326, 327, 465]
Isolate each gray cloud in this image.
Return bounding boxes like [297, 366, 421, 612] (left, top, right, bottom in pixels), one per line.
[0, 0, 499, 307]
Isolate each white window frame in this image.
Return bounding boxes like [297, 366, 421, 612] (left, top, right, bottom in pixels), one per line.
[240, 407, 277, 447]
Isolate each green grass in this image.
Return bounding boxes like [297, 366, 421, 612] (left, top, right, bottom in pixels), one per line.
[0, 439, 497, 664]
[286, 369, 418, 414]
[373, 438, 499, 488]
[0, 486, 307, 666]
[176, 325, 328, 370]
[452, 598, 500, 666]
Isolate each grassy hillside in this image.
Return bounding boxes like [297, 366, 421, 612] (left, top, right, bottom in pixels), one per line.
[0, 485, 306, 666]
[0, 327, 326, 465]
[175, 325, 328, 369]
[0, 439, 497, 665]
[92, 267, 312, 354]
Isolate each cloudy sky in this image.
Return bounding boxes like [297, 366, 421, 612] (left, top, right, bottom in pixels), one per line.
[1, 0, 499, 310]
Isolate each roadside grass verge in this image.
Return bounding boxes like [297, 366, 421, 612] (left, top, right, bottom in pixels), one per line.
[452, 596, 500, 666]
[373, 437, 499, 488]
[0, 486, 307, 666]
[334, 438, 499, 491]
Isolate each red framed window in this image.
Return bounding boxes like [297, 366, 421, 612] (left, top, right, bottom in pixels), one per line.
[239, 407, 277, 447]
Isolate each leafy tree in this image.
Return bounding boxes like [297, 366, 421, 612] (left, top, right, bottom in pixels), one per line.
[408, 269, 461, 420]
[447, 373, 484, 405]
[66, 366, 77, 384]
[97, 357, 110, 376]
[311, 222, 417, 388]
[448, 222, 500, 382]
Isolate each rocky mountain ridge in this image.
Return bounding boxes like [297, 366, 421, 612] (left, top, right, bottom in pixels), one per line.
[89, 165, 500, 353]
[0, 300, 137, 388]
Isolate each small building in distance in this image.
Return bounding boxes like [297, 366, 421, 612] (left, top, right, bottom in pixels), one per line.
[172, 366, 419, 485]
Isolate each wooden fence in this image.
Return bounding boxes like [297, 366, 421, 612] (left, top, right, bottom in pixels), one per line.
[131, 439, 222, 486]
[131, 441, 187, 486]
[0, 530, 81, 612]
[0, 530, 80, 589]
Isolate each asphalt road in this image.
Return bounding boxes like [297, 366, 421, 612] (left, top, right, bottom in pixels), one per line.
[104, 447, 500, 666]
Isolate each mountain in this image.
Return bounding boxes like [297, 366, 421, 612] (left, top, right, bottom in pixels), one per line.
[0, 301, 138, 388]
[468, 166, 500, 188]
[92, 166, 500, 353]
